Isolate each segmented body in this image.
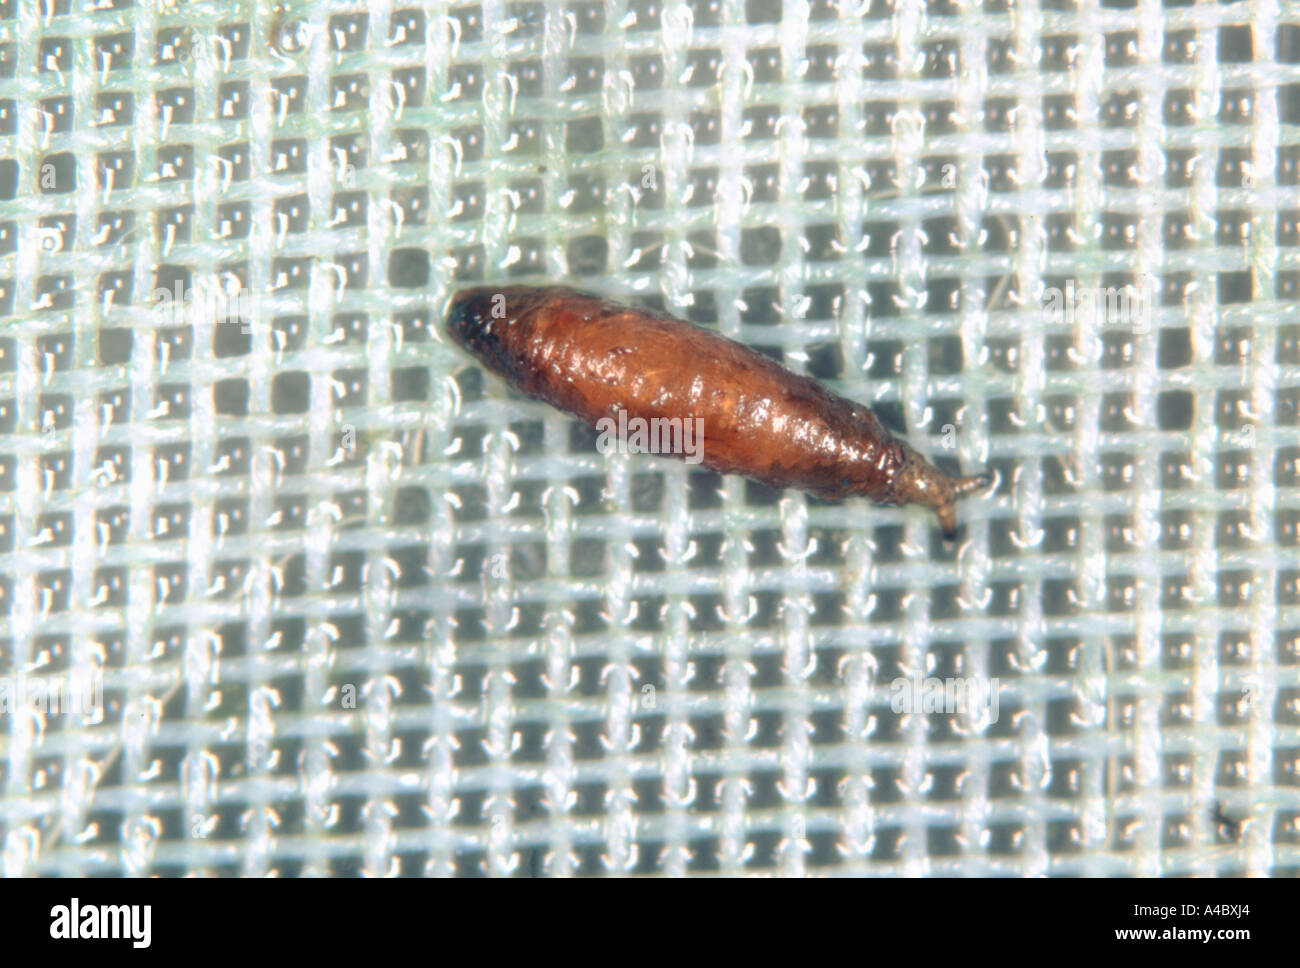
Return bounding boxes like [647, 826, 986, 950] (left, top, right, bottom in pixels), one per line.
[446, 285, 986, 534]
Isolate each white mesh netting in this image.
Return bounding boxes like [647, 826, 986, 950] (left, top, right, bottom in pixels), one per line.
[1, 0, 1299, 876]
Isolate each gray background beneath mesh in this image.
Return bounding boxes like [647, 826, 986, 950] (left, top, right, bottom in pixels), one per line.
[0, 0, 1299, 875]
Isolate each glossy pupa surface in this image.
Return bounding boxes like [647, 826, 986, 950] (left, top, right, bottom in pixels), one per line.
[447, 285, 988, 535]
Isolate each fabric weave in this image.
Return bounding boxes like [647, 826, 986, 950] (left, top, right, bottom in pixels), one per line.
[0, 0, 1298, 876]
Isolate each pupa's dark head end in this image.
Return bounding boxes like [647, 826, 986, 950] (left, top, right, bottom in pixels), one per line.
[445, 286, 500, 349]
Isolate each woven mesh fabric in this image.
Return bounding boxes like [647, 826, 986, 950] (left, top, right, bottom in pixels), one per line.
[0, 0, 1298, 877]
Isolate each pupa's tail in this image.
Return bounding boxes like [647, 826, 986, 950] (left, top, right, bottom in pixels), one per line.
[892, 449, 993, 537]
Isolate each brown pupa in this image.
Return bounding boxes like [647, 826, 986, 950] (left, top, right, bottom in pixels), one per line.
[446, 286, 988, 536]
